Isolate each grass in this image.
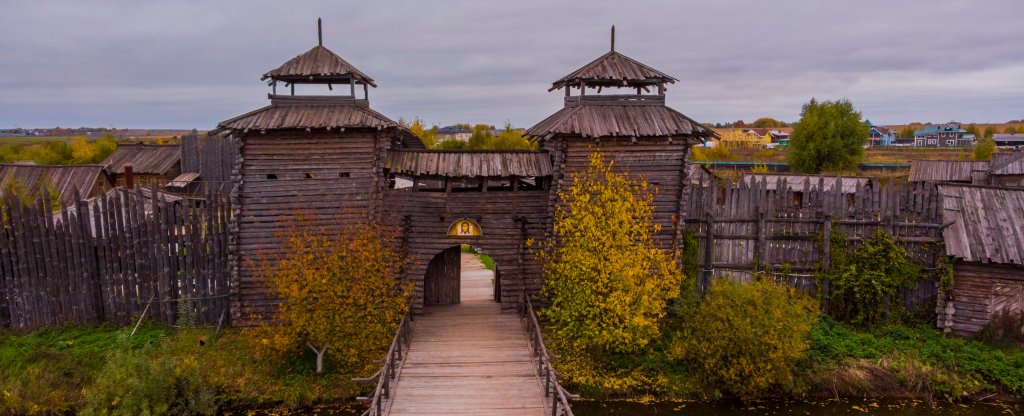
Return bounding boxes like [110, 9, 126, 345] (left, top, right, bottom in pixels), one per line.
[478, 253, 495, 270]
[460, 244, 495, 270]
[550, 316, 1024, 402]
[803, 318, 1024, 400]
[0, 322, 368, 415]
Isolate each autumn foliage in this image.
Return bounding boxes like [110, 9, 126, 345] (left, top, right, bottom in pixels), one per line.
[535, 153, 685, 355]
[250, 217, 412, 374]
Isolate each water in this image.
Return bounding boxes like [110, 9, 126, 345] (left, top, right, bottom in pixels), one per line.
[239, 399, 1021, 415]
[572, 399, 1023, 416]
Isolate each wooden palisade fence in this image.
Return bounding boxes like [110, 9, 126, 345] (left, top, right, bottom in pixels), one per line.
[682, 176, 946, 312]
[0, 188, 231, 330]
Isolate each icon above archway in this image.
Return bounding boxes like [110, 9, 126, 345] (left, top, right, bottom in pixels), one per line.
[447, 218, 482, 237]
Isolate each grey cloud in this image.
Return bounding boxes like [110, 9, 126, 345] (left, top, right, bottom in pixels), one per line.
[0, 0, 1022, 129]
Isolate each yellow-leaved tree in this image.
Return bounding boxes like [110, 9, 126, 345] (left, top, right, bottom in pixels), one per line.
[535, 153, 685, 355]
[252, 217, 412, 374]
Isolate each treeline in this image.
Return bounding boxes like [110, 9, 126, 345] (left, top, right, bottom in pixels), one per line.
[0, 135, 118, 165]
[402, 119, 537, 150]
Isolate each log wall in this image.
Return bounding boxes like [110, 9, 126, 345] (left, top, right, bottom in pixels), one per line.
[544, 136, 690, 246]
[941, 262, 1024, 336]
[231, 130, 391, 324]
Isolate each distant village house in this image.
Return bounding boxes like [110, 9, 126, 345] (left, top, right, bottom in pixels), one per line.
[436, 125, 473, 142]
[914, 124, 974, 147]
[868, 125, 896, 147]
[994, 133, 1024, 148]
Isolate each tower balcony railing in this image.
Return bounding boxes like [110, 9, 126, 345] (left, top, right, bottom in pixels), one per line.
[564, 94, 665, 107]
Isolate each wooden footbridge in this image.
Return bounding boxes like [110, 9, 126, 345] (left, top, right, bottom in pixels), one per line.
[357, 254, 574, 416]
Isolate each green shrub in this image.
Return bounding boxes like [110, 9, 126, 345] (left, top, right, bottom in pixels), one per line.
[824, 229, 921, 328]
[669, 278, 820, 397]
[80, 338, 216, 416]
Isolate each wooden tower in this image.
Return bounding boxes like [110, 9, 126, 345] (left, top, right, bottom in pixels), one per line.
[527, 27, 718, 247]
[214, 20, 423, 324]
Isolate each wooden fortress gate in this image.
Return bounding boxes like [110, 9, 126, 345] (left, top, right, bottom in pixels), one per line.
[219, 25, 716, 323]
[382, 150, 554, 312]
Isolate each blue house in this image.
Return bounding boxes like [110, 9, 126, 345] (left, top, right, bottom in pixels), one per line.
[868, 125, 896, 147]
[914, 124, 972, 147]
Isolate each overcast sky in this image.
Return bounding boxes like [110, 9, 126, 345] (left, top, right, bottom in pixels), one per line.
[1, 0, 1022, 129]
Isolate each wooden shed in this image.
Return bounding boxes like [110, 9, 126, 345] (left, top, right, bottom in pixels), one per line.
[988, 150, 1024, 188]
[0, 164, 112, 207]
[937, 184, 1024, 336]
[101, 144, 182, 188]
[527, 28, 717, 249]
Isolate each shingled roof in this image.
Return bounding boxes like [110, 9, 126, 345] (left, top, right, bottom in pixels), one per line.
[550, 51, 676, 91]
[263, 45, 376, 87]
[386, 150, 553, 178]
[939, 184, 1024, 265]
[526, 98, 716, 140]
[990, 151, 1024, 175]
[101, 144, 181, 175]
[0, 164, 110, 207]
[213, 96, 402, 133]
[908, 160, 990, 183]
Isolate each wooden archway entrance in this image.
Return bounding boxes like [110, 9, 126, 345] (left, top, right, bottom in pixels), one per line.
[423, 245, 503, 306]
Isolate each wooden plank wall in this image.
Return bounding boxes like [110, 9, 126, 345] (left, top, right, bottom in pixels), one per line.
[682, 177, 944, 311]
[381, 189, 550, 314]
[181, 133, 239, 193]
[0, 188, 231, 330]
[232, 130, 389, 324]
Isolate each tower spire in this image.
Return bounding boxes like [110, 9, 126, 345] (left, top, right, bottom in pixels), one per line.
[317, 18, 323, 46]
[610, 25, 615, 52]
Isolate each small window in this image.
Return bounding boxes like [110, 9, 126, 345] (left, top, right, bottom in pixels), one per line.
[304, 173, 314, 179]
[338, 172, 350, 178]
[266, 174, 278, 180]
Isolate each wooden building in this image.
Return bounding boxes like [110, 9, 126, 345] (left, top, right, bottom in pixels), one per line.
[0, 164, 112, 207]
[937, 184, 1024, 336]
[527, 27, 717, 248]
[225, 25, 716, 321]
[217, 24, 423, 323]
[101, 144, 182, 188]
[909, 155, 1024, 188]
[909, 160, 991, 184]
[988, 151, 1024, 188]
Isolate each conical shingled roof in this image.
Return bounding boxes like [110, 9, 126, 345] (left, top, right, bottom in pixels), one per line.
[262, 45, 376, 87]
[549, 51, 676, 91]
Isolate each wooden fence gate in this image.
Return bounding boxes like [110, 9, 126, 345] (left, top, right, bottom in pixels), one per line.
[424, 246, 462, 306]
[0, 188, 231, 330]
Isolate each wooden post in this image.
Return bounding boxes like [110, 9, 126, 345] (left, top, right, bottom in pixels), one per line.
[756, 212, 765, 273]
[702, 215, 715, 293]
[822, 215, 832, 312]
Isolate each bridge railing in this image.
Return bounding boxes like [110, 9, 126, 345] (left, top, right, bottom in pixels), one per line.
[519, 291, 577, 416]
[353, 305, 414, 416]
